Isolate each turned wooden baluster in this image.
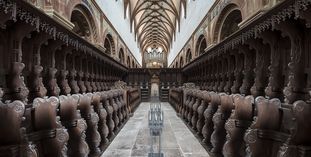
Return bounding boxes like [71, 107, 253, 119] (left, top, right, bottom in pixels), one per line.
[210, 93, 234, 157]
[181, 89, 190, 119]
[91, 92, 109, 151]
[78, 94, 101, 156]
[109, 91, 120, 131]
[277, 100, 311, 157]
[59, 95, 89, 157]
[101, 92, 115, 139]
[118, 90, 128, 122]
[187, 90, 197, 124]
[31, 97, 69, 157]
[223, 95, 254, 157]
[196, 91, 210, 138]
[114, 90, 124, 125]
[244, 97, 282, 157]
[202, 92, 219, 148]
[27, 34, 49, 102]
[191, 90, 202, 130]
[0, 100, 37, 157]
[0, 88, 3, 101]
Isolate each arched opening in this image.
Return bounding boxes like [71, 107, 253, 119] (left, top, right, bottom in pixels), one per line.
[180, 57, 184, 68]
[132, 60, 135, 68]
[176, 62, 179, 68]
[196, 35, 207, 56]
[119, 49, 125, 64]
[127, 56, 130, 67]
[186, 49, 192, 63]
[71, 4, 96, 42]
[214, 4, 242, 42]
[104, 34, 115, 55]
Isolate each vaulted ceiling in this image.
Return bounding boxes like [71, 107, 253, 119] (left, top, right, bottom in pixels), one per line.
[123, 0, 187, 54]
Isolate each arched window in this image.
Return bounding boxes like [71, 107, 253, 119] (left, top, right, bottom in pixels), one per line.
[119, 49, 125, 64]
[127, 56, 130, 67]
[219, 9, 242, 41]
[71, 4, 96, 42]
[196, 35, 207, 56]
[186, 49, 192, 63]
[180, 57, 184, 68]
[213, 4, 242, 42]
[104, 34, 115, 55]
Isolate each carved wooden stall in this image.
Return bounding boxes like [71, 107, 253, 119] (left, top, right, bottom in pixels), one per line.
[0, 0, 141, 156]
[169, 0, 311, 156]
[127, 68, 183, 101]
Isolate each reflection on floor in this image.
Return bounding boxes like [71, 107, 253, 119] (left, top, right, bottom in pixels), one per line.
[101, 102, 210, 157]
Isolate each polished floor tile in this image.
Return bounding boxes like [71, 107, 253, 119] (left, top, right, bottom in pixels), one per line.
[101, 102, 209, 157]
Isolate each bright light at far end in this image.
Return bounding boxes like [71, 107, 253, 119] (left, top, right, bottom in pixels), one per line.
[153, 62, 157, 65]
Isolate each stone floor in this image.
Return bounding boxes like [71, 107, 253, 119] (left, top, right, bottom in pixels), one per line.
[101, 102, 210, 157]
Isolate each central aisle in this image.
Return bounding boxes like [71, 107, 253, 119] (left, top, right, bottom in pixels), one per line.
[102, 102, 210, 157]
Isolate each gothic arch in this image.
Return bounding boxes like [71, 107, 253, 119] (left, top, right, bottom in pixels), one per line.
[119, 48, 125, 64]
[104, 34, 115, 55]
[195, 35, 207, 56]
[186, 49, 192, 63]
[180, 57, 184, 68]
[213, 3, 242, 43]
[70, 4, 97, 43]
[127, 56, 131, 67]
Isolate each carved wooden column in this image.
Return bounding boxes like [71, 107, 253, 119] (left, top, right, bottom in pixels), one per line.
[202, 92, 219, 147]
[239, 46, 255, 95]
[191, 90, 201, 130]
[211, 93, 234, 156]
[224, 54, 234, 93]
[231, 52, 244, 94]
[223, 95, 254, 157]
[213, 59, 221, 92]
[68, 53, 80, 94]
[56, 46, 72, 95]
[276, 21, 308, 103]
[218, 57, 227, 92]
[249, 39, 271, 97]
[101, 92, 115, 139]
[59, 95, 89, 157]
[262, 31, 286, 100]
[77, 55, 86, 93]
[196, 91, 210, 137]
[27, 33, 49, 101]
[91, 58, 99, 92]
[92, 92, 109, 151]
[4, 23, 33, 101]
[84, 58, 92, 93]
[42, 40, 62, 96]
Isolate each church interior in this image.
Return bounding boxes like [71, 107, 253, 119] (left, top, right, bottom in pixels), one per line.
[0, 0, 311, 157]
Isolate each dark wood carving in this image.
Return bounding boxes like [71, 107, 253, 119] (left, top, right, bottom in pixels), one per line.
[210, 93, 234, 156]
[28, 65, 47, 101]
[0, 100, 37, 157]
[59, 95, 89, 157]
[223, 95, 254, 157]
[45, 67, 60, 96]
[191, 90, 201, 130]
[202, 92, 219, 147]
[31, 97, 69, 157]
[92, 92, 109, 151]
[69, 70, 80, 94]
[101, 92, 115, 139]
[244, 97, 282, 157]
[77, 94, 101, 156]
[4, 62, 29, 101]
[108, 92, 120, 131]
[58, 70, 71, 95]
[196, 91, 210, 137]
